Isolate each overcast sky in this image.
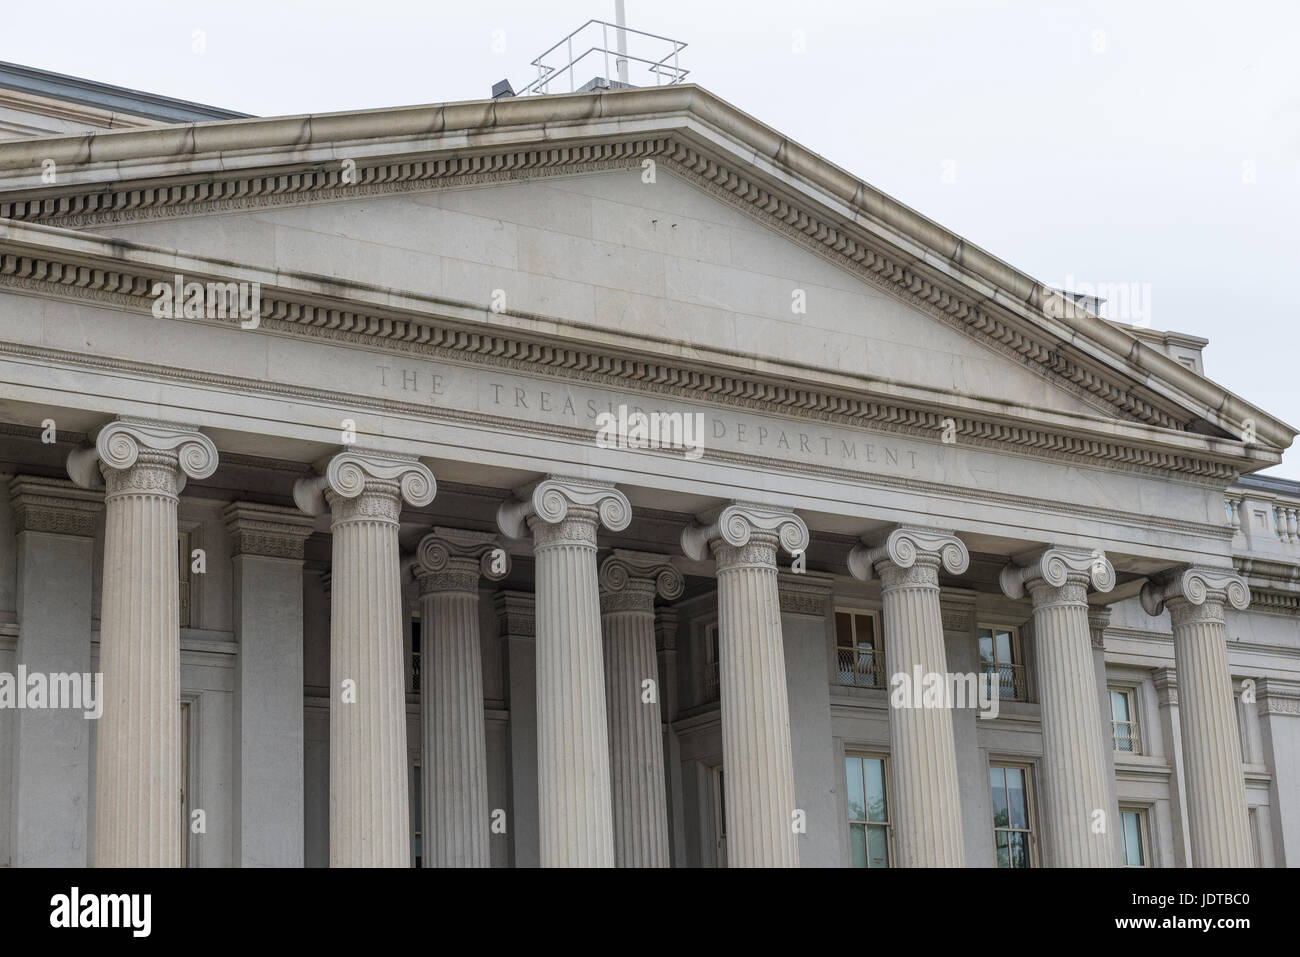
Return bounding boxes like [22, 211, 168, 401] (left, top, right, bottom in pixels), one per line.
[4, 0, 1297, 477]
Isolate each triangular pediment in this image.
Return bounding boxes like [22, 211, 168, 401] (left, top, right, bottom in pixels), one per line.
[68, 170, 1129, 426]
[0, 83, 1291, 472]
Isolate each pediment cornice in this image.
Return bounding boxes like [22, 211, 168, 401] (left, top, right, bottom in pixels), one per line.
[0, 83, 1289, 467]
[0, 136, 1212, 438]
[0, 217, 1265, 484]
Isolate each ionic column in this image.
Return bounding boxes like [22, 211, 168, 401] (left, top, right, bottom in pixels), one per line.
[412, 528, 510, 868]
[497, 476, 631, 867]
[67, 418, 218, 867]
[598, 550, 683, 867]
[1002, 546, 1116, 866]
[295, 449, 435, 867]
[682, 502, 807, 867]
[1141, 567, 1253, 866]
[849, 526, 969, 867]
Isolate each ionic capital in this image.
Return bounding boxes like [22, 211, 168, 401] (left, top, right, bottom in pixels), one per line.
[1000, 546, 1115, 601]
[67, 417, 218, 493]
[847, 525, 968, 582]
[680, 502, 808, 562]
[599, 550, 684, 613]
[414, 527, 511, 594]
[1140, 566, 1250, 617]
[496, 476, 630, 545]
[292, 448, 435, 518]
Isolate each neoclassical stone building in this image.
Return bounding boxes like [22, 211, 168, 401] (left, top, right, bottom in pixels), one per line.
[0, 63, 1297, 868]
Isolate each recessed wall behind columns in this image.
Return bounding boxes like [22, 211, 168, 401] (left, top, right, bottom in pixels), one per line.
[0, 479, 14, 866]
[779, 574, 839, 866]
[942, 589, 986, 867]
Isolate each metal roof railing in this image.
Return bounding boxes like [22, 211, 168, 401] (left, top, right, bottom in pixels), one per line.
[519, 20, 688, 96]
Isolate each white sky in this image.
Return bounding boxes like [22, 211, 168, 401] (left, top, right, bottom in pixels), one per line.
[4, 0, 1297, 477]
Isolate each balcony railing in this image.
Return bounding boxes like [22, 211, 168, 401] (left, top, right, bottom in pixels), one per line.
[980, 662, 1027, 702]
[703, 661, 720, 703]
[1113, 720, 1141, 754]
[837, 647, 886, 689]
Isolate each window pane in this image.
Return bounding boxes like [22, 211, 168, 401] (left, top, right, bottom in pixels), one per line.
[835, 613, 853, 648]
[990, 767, 1008, 827]
[995, 830, 1010, 868]
[995, 630, 1013, 664]
[866, 824, 889, 868]
[1006, 767, 1028, 829]
[845, 757, 865, 821]
[978, 630, 994, 663]
[1009, 831, 1029, 868]
[850, 824, 867, 868]
[864, 758, 888, 823]
[855, 614, 875, 649]
[1111, 690, 1130, 722]
[1123, 811, 1144, 866]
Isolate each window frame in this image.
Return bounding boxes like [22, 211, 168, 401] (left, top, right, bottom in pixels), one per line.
[834, 606, 884, 689]
[988, 760, 1037, 868]
[844, 751, 894, 868]
[711, 764, 727, 868]
[702, 621, 721, 704]
[977, 623, 1026, 701]
[1118, 805, 1151, 867]
[1108, 685, 1142, 755]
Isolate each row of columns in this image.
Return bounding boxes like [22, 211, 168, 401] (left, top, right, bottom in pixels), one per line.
[57, 416, 1257, 867]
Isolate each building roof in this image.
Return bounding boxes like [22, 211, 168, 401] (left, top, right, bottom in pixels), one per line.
[0, 60, 249, 124]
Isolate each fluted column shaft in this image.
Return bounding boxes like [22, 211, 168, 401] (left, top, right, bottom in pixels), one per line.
[498, 477, 631, 867]
[848, 526, 969, 866]
[599, 551, 682, 867]
[414, 528, 507, 868]
[714, 534, 800, 867]
[682, 504, 807, 868]
[98, 456, 183, 867]
[296, 449, 435, 868]
[533, 510, 613, 866]
[68, 419, 218, 868]
[1142, 568, 1252, 867]
[328, 483, 409, 866]
[1027, 580, 1115, 866]
[1168, 597, 1252, 866]
[879, 560, 966, 866]
[1002, 547, 1116, 867]
[420, 581, 488, 866]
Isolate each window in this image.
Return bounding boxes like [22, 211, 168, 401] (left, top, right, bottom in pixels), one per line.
[412, 763, 422, 868]
[411, 619, 422, 694]
[703, 624, 720, 703]
[1109, 688, 1141, 753]
[712, 765, 727, 868]
[978, 626, 1025, 701]
[835, 609, 884, 688]
[1119, 808, 1149, 867]
[846, 754, 891, 867]
[1233, 690, 1251, 762]
[180, 700, 191, 867]
[990, 764, 1034, 867]
[178, 530, 192, 628]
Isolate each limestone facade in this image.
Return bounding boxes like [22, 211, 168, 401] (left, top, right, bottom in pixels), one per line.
[0, 73, 1297, 868]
